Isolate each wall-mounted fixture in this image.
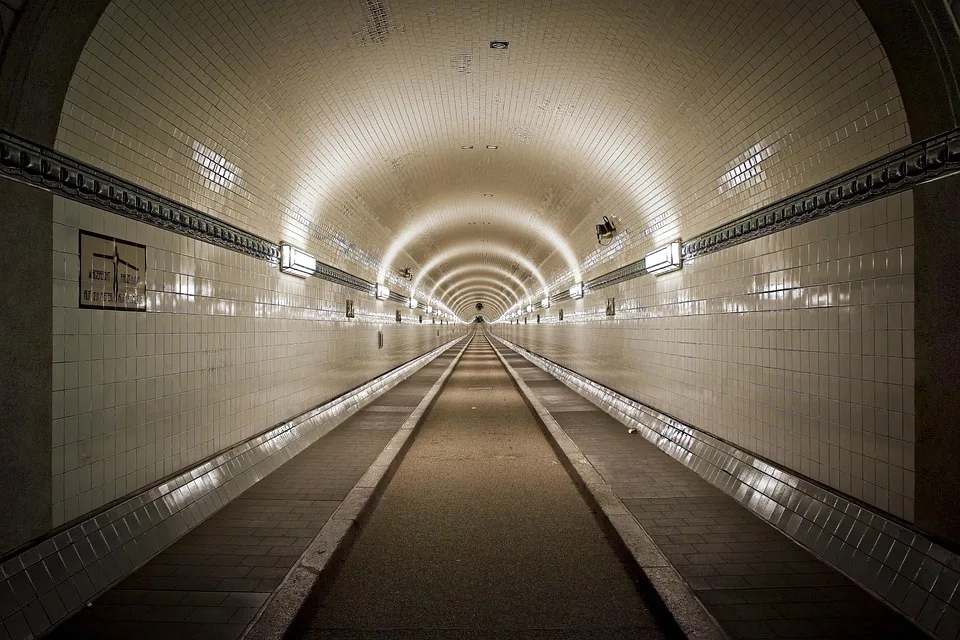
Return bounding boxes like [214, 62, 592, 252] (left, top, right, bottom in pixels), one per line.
[476, 302, 484, 311]
[409, 298, 419, 309]
[395, 310, 402, 323]
[536, 314, 540, 324]
[559, 308, 564, 321]
[541, 297, 550, 308]
[486, 144, 498, 149]
[426, 305, 433, 314]
[595, 216, 616, 245]
[378, 331, 383, 349]
[568, 282, 584, 299]
[279, 243, 317, 277]
[399, 267, 412, 280]
[346, 300, 355, 318]
[644, 240, 682, 275]
[376, 283, 390, 299]
[526, 304, 534, 313]
[606, 297, 616, 316]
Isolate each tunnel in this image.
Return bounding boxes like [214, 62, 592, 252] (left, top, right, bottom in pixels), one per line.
[0, 0, 959, 637]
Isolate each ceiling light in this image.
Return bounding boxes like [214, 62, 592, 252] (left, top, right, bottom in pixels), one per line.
[490, 41, 509, 49]
[483, 193, 494, 197]
[279, 243, 317, 278]
[426, 305, 433, 314]
[376, 283, 390, 299]
[569, 282, 584, 299]
[461, 145, 473, 149]
[596, 216, 617, 245]
[526, 304, 534, 313]
[541, 297, 550, 308]
[408, 298, 419, 309]
[486, 145, 498, 150]
[644, 241, 682, 275]
[398, 267, 412, 280]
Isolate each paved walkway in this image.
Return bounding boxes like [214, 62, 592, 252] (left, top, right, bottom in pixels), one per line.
[289, 336, 669, 639]
[491, 338, 927, 640]
[49, 346, 461, 640]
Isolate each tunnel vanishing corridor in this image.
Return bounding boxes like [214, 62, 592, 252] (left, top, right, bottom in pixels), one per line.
[1, 0, 960, 637]
[289, 334, 668, 639]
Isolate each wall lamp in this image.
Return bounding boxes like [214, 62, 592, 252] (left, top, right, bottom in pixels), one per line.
[279, 243, 317, 278]
[541, 297, 550, 308]
[596, 216, 616, 245]
[376, 283, 390, 299]
[408, 298, 419, 309]
[569, 282, 584, 299]
[426, 305, 433, 314]
[644, 240, 682, 275]
[526, 304, 534, 313]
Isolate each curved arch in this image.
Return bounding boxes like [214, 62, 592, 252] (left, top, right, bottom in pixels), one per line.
[447, 285, 513, 313]
[448, 287, 512, 312]
[411, 243, 549, 300]
[455, 298, 507, 318]
[454, 297, 507, 317]
[378, 204, 582, 283]
[429, 264, 531, 302]
[439, 277, 522, 308]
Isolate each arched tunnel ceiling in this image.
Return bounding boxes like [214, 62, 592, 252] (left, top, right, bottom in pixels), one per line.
[55, 0, 908, 318]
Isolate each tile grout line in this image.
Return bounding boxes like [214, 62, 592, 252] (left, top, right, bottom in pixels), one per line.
[0, 335, 468, 640]
[490, 333, 957, 639]
[487, 333, 729, 640]
[242, 333, 475, 640]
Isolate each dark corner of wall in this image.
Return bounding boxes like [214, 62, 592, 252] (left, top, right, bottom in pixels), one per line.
[859, 0, 960, 546]
[0, 0, 109, 554]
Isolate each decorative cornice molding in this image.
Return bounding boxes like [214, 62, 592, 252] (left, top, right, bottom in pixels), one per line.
[577, 126, 960, 296]
[682, 126, 960, 260]
[0, 128, 389, 297]
[0, 129, 277, 261]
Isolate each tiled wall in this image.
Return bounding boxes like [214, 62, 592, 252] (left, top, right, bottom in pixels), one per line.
[492, 190, 916, 521]
[52, 197, 463, 526]
[47, 0, 916, 529]
[53, 0, 910, 299]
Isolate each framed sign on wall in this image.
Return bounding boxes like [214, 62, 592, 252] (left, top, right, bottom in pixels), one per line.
[79, 231, 146, 311]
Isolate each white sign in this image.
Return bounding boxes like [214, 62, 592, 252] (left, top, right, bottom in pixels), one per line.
[79, 231, 147, 311]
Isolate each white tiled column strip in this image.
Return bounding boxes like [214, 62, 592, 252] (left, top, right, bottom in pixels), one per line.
[491, 334, 960, 639]
[0, 335, 466, 640]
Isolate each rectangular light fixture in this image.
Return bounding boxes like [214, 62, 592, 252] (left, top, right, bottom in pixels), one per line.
[643, 240, 682, 275]
[426, 305, 433, 314]
[376, 283, 390, 299]
[541, 297, 550, 308]
[279, 243, 317, 278]
[526, 304, 534, 313]
[408, 298, 419, 309]
[568, 282, 583, 299]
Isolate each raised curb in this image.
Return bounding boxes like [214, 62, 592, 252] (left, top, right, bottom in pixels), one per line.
[489, 334, 729, 640]
[243, 335, 473, 640]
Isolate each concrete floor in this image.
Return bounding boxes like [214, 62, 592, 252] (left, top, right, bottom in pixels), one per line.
[290, 335, 669, 639]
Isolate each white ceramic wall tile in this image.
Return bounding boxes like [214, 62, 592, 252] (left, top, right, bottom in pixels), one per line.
[52, 196, 464, 525]
[493, 190, 915, 520]
[53, 0, 907, 301]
